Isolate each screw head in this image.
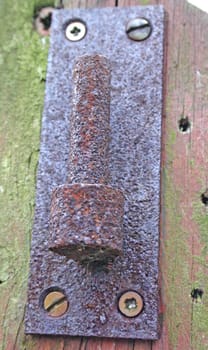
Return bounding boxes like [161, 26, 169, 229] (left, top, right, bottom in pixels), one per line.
[43, 290, 69, 317]
[126, 18, 152, 41]
[118, 291, 144, 318]
[65, 20, 87, 42]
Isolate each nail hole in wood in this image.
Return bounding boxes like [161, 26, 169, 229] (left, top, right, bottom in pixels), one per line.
[191, 288, 203, 302]
[178, 116, 191, 133]
[201, 190, 208, 206]
[33, 6, 54, 36]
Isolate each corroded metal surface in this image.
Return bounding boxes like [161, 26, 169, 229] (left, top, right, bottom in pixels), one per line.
[69, 55, 111, 185]
[49, 55, 124, 263]
[49, 184, 124, 263]
[25, 6, 164, 340]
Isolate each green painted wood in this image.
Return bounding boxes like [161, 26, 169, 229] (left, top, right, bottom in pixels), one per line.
[0, 1, 51, 349]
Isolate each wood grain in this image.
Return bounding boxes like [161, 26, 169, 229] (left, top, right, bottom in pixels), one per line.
[62, 0, 116, 8]
[1, 0, 208, 349]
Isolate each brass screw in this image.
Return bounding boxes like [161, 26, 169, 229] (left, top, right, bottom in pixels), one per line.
[43, 290, 69, 317]
[118, 291, 144, 317]
[126, 18, 152, 41]
[65, 20, 87, 42]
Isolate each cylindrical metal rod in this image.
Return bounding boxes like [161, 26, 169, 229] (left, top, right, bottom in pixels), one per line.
[68, 55, 111, 184]
[49, 55, 124, 265]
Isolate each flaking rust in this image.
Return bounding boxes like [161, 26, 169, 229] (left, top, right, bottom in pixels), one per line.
[49, 56, 124, 265]
[25, 6, 164, 340]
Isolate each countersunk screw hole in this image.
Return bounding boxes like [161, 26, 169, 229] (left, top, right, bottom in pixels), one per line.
[178, 116, 191, 133]
[201, 190, 208, 206]
[191, 288, 203, 302]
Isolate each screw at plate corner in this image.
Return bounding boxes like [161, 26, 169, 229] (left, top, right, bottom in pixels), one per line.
[65, 20, 87, 42]
[43, 290, 69, 317]
[126, 18, 152, 41]
[118, 291, 144, 317]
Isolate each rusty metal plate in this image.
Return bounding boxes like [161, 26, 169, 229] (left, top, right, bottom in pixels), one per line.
[25, 6, 164, 339]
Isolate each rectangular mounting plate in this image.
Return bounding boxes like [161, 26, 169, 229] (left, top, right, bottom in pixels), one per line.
[25, 6, 164, 340]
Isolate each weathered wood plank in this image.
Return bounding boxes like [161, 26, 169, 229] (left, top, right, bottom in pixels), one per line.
[160, 1, 208, 349]
[154, 1, 208, 349]
[0, 1, 52, 349]
[1, 0, 208, 349]
[63, 0, 116, 8]
[134, 340, 152, 350]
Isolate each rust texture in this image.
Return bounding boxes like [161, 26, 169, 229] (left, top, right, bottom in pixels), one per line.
[25, 6, 164, 340]
[69, 55, 111, 184]
[49, 184, 124, 263]
[49, 56, 124, 263]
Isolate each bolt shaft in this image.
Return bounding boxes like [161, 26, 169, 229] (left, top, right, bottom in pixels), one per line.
[68, 55, 111, 184]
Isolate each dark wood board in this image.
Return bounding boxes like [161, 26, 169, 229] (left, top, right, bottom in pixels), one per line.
[0, 0, 208, 349]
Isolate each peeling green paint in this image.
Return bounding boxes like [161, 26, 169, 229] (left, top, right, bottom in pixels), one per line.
[162, 123, 192, 349]
[191, 201, 208, 349]
[194, 203, 208, 255]
[136, 0, 151, 4]
[164, 174, 191, 348]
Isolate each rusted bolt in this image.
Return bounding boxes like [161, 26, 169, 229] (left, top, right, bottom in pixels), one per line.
[34, 7, 54, 36]
[65, 20, 87, 41]
[43, 290, 68, 317]
[126, 18, 152, 41]
[49, 55, 124, 266]
[118, 291, 144, 317]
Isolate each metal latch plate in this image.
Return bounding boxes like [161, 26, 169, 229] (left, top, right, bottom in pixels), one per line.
[25, 5, 164, 340]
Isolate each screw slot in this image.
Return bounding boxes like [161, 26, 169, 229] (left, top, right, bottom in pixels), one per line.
[118, 291, 144, 317]
[42, 289, 69, 317]
[126, 18, 152, 41]
[65, 20, 87, 42]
